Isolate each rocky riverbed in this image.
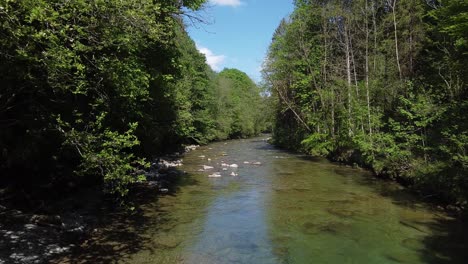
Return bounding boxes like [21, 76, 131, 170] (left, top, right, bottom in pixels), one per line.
[0, 145, 200, 264]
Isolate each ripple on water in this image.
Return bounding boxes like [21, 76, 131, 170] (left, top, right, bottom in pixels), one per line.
[327, 207, 356, 218]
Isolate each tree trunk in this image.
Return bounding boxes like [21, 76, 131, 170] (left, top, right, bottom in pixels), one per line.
[390, 0, 402, 80]
[372, 0, 378, 72]
[366, 0, 373, 138]
[344, 21, 353, 137]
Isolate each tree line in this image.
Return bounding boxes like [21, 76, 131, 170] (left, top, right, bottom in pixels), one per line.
[0, 0, 268, 201]
[264, 0, 467, 206]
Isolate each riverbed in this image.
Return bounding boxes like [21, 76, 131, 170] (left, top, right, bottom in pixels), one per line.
[76, 136, 468, 263]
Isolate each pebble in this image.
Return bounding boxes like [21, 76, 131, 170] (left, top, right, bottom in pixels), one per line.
[229, 164, 238, 168]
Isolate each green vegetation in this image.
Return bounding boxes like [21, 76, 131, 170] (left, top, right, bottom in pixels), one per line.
[212, 68, 270, 139]
[264, 0, 468, 206]
[0, 0, 267, 200]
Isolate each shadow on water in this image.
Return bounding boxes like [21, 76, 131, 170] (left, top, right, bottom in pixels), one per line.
[375, 186, 468, 264]
[270, 143, 468, 264]
[420, 217, 468, 264]
[50, 170, 201, 264]
[348, 171, 468, 263]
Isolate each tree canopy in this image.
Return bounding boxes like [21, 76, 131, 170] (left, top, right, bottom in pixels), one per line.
[0, 0, 267, 200]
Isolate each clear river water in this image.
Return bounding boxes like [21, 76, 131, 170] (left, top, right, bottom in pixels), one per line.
[86, 136, 468, 264]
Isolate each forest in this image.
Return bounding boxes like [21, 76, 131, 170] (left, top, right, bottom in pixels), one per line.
[1, 1, 468, 262]
[264, 0, 467, 207]
[0, 0, 268, 202]
[1, 0, 467, 209]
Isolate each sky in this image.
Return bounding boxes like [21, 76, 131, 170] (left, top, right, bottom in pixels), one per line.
[186, 0, 295, 83]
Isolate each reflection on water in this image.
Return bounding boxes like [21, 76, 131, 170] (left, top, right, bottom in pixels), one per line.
[87, 137, 468, 263]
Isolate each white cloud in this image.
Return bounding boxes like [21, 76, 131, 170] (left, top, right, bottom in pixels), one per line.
[209, 0, 243, 7]
[196, 44, 226, 71]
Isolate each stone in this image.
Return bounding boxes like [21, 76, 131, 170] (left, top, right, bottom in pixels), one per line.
[24, 224, 38, 230]
[30, 215, 62, 227]
[184, 145, 199, 152]
[159, 188, 169, 193]
[208, 172, 222, 178]
[147, 181, 158, 187]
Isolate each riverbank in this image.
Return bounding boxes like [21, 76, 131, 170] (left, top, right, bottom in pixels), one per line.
[0, 145, 200, 264]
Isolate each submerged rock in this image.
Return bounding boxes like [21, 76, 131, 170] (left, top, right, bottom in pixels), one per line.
[327, 207, 355, 218]
[202, 165, 214, 170]
[301, 220, 350, 235]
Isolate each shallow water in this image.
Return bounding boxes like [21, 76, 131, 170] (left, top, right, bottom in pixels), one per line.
[122, 136, 468, 263]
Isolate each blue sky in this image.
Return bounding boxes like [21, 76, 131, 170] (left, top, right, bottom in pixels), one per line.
[187, 0, 294, 83]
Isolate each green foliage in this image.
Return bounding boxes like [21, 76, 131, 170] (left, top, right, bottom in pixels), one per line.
[301, 133, 332, 156]
[212, 69, 267, 139]
[265, 0, 468, 206]
[0, 0, 270, 202]
[57, 114, 148, 199]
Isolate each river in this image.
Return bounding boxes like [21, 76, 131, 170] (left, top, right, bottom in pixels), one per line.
[81, 136, 468, 263]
